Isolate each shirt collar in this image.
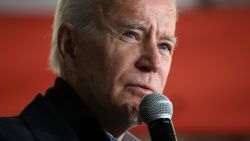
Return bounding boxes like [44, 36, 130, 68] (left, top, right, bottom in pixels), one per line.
[105, 130, 140, 141]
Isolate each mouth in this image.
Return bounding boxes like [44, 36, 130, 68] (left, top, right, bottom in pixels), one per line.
[125, 83, 155, 98]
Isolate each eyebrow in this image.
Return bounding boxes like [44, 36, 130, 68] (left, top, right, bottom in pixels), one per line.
[115, 20, 146, 32]
[125, 22, 146, 31]
[165, 36, 177, 47]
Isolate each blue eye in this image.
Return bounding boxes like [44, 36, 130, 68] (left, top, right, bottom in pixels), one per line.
[123, 32, 136, 39]
[158, 43, 171, 51]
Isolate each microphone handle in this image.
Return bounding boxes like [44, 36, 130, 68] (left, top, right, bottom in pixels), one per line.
[148, 118, 177, 141]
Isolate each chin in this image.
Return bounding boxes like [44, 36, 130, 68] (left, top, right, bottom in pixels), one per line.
[125, 102, 144, 128]
[115, 90, 144, 128]
[127, 113, 144, 130]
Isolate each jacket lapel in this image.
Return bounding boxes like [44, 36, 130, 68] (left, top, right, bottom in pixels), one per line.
[21, 94, 80, 141]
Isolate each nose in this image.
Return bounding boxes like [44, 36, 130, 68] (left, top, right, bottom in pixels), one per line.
[135, 38, 161, 73]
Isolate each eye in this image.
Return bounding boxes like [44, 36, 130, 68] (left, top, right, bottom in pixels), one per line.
[158, 43, 171, 52]
[122, 31, 137, 40]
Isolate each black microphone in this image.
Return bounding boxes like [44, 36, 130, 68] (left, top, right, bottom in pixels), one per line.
[139, 93, 177, 141]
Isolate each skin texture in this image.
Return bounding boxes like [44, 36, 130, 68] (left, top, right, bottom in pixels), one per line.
[58, 0, 176, 139]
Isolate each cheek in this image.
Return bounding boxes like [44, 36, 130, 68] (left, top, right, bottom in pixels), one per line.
[107, 43, 138, 79]
[108, 54, 134, 92]
[74, 35, 116, 94]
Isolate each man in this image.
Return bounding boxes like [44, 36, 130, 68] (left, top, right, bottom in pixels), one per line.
[0, 0, 177, 140]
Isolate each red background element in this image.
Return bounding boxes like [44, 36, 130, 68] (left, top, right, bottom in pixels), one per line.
[0, 8, 250, 136]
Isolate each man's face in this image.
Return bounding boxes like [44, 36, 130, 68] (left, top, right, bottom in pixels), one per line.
[73, 0, 176, 128]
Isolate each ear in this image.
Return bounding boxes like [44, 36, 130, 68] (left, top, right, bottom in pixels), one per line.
[57, 22, 78, 72]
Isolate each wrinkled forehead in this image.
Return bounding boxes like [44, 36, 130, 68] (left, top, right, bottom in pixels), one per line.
[96, 0, 176, 34]
[100, 0, 176, 18]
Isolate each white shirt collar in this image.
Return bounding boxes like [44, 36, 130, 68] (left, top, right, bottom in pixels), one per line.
[105, 130, 140, 141]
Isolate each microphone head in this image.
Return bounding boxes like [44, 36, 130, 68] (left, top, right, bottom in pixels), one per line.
[139, 93, 173, 124]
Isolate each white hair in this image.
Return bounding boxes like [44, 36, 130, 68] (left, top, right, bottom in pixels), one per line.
[49, 0, 177, 74]
[49, 0, 96, 74]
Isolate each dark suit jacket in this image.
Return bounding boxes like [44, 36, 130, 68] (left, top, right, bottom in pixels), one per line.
[0, 78, 110, 141]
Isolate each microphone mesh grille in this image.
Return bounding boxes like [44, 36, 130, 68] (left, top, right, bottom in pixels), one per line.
[139, 93, 173, 124]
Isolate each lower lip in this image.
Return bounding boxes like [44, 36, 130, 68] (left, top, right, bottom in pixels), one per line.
[125, 85, 152, 96]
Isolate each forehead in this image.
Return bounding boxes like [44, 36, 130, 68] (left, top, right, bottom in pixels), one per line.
[100, 0, 176, 34]
[105, 0, 175, 12]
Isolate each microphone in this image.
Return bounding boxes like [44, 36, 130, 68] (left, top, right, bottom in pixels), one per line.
[139, 93, 177, 141]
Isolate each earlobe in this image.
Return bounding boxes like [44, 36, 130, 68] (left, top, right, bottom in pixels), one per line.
[57, 22, 77, 71]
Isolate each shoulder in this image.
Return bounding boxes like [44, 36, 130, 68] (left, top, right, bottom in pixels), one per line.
[0, 116, 35, 141]
[0, 95, 45, 141]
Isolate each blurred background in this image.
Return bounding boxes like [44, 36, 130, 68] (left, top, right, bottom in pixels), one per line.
[0, 0, 250, 140]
